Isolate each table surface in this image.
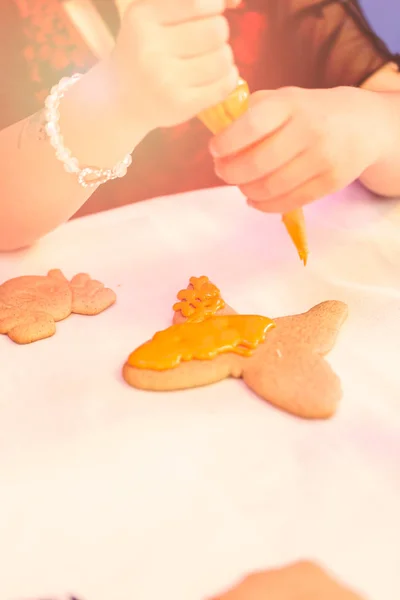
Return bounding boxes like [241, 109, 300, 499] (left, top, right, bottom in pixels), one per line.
[1, 185, 400, 600]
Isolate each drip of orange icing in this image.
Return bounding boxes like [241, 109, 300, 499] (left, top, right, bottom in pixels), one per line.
[173, 276, 225, 322]
[128, 314, 275, 371]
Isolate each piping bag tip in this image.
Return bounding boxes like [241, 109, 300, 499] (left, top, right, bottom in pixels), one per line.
[281, 208, 309, 267]
[299, 251, 308, 267]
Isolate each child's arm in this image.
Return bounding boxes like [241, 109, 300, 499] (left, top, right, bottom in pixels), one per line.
[0, 60, 148, 252]
[0, 0, 239, 251]
[359, 64, 400, 197]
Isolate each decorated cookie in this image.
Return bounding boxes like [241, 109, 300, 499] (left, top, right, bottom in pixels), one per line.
[0, 269, 116, 344]
[123, 277, 347, 419]
[210, 561, 363, 599]
[172, 275, 233, 323]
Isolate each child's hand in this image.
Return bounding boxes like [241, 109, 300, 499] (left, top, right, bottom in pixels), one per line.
[210, 561, 363, 599]
[209, 86, 392, 213]
[112, 0, 240, 132]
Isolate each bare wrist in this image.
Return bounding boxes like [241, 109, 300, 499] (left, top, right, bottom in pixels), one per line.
[364, 91, 399, 167]
[359, 90, 400, 196]
[58, 59, 150, 169]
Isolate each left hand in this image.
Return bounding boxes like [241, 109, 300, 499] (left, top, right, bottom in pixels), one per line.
[209, 86, 391, 213]
[209, 561, 363, 599]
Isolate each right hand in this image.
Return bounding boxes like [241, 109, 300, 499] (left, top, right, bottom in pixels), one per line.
[112, 0, 240, 131]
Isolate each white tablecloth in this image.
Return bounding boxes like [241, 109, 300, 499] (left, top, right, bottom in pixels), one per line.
[1, 185, 399, 600]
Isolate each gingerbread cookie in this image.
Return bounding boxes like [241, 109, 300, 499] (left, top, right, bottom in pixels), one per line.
[0, 269, 116, 344]
[210, 561, 363, 599]
[123, 277, 347, 419]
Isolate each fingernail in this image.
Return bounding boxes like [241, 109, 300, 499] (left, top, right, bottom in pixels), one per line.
[213, 160, 223, 178]
[209, 144, 220, 158]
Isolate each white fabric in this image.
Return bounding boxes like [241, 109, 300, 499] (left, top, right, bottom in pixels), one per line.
[0, 184, 399, 600]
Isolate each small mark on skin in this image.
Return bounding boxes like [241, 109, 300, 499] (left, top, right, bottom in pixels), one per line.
[17, 110, 47, 150]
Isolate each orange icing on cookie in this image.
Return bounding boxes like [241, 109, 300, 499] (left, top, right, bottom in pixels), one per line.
[173, 276, 225, 322]
[128, 314, 275, 371]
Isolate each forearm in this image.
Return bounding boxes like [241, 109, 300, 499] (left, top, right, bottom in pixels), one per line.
[359, 91, 400, 197]
[0, 60, 149, 252]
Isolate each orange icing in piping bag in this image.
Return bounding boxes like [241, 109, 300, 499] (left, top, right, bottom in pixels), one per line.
[128, 314, 275, 371]
[282, 208, 309, 266]
[198, 78, 250, 134]
[173, 276, 225, 322]
[198, 79, 309, 265]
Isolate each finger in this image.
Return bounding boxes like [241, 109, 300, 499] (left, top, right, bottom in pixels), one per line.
[214, 117, 311, 185]
[180, 44, 235, 87]
[188, 67, 239, 114]
[166, 16, 230, 58]
[239, 148, 325, 200]
[209, 90, 292, 158]
[246, 172, 337, 214]
[155, 0, 227, 25]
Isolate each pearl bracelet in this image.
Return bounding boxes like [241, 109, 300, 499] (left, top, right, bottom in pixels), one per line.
[44, 73, 132, 188]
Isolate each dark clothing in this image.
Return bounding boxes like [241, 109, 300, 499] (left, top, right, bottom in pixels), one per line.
[2, 0, 398, 216]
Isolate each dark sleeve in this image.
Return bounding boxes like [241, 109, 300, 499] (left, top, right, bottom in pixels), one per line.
[272, 0, 400, 89]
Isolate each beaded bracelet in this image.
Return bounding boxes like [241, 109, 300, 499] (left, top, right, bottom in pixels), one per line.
[44, 73, 132, 188]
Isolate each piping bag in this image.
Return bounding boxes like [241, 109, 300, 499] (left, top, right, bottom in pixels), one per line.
[198, 78, 309, 265]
